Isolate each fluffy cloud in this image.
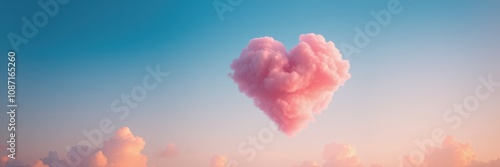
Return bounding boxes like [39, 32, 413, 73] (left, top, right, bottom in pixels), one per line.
[0, 156, 8, 167]
[291, 137, 500, 167]
[230, 33, 351, 136]
[421, 136, 475, 167]
[0, 157, 27, 167]
[323, 142, 362, 167]
[159, 143, 179, 158]
[297, 142, 382, 167]
[41, 151, 60, 166]
[417, 135, 500, 167]
[31, 160, 48, 167]
[98, 127, 148, 167]
[32, 127, 148, 167]
[210, 155, 227, 167]
[89, 151, 107, 167]
[5, 129, 500, 167]
[0, 145, 7, 167]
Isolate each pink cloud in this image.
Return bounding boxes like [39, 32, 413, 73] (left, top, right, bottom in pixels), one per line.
[0, 145, 7, 167]
[400, 135, 500, 167]
[159, 143, 179, 158]
[40, 127, 149, 167]
[230, 33, 351, 136]
[319, 137, 498, 167]
[418, 135, 500, 167]
[89, 151, 107, 167]
[0, 127, 152, 167]
[323, 142, 362, 167]
[99, 127, 148, 167]
[0, 156, 26, 167]
[423, 135, 475, 167]
[0, 156, 8, 167]
[31, 160, 49, 167]
[210, 155, 227, 167]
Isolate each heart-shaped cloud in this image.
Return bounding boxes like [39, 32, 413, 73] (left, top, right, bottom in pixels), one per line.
[230, 33, 351, 136]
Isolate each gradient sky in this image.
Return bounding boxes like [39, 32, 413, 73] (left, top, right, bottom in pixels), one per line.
[1, 0, 500, 166]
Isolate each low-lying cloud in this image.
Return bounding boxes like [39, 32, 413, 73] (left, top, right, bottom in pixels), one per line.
[322, 142, 363, 167]
[209, 155, 227, 167]
[159, 143, 179, 159]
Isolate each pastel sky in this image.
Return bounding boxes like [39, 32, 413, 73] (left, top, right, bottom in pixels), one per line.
[0, 0, 499, 167]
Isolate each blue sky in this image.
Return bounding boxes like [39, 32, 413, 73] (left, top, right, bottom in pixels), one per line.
[1, 0, 500, 166]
